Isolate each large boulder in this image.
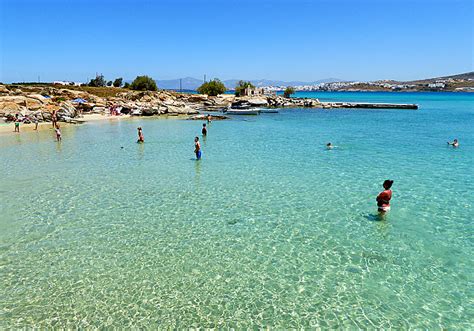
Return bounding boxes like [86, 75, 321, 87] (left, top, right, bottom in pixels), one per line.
[0, 95, 28, 106]
[247, 97, 268, 107]
[141, 107, 160, 116]
[166, 105, 198, 114]
[57, 101, 77, 119]
[0, 85, 9, 95]
[0, 102, 21, 116]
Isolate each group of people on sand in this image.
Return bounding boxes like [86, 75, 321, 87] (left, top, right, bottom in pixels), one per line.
[12, 112, 60, 140]
[137, 114, 212, 161]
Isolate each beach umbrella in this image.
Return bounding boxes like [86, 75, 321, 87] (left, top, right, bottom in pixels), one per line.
[71, 98, 87, 104]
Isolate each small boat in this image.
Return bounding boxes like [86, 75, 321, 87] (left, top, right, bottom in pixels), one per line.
[225, 109, 260, 115]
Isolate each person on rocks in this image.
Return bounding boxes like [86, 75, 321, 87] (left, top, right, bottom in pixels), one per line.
[202, 123, 207, 136]
[137, 127, 144, 143]
[194, 136, 201, 160]
[376, 180, 394, 213]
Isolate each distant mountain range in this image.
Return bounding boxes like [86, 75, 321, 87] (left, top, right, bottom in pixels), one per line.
[152, 72, 473, 90]
[155, 77, 343, 90]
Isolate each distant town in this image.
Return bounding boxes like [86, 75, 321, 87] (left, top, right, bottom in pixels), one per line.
[18, 72, 474, 93]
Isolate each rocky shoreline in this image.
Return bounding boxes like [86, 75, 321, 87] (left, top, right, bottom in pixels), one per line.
[0, 84, 417, 125]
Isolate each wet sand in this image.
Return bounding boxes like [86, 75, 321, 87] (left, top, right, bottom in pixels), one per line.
[0, 114, 131, 136]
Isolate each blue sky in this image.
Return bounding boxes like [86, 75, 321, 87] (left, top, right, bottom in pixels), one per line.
[0, 0, 472, 83]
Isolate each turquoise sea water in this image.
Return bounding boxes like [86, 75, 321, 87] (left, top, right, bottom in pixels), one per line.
[0, 92, 473, 328]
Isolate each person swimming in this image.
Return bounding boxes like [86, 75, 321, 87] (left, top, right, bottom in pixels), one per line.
[326, 142, 334, 149]
[202, 123, 207, 136]
[447, 139, 459, 148]
[194, 136, 201, 160]
[376, 179, 393, 213]
[137, 127, 144, 143]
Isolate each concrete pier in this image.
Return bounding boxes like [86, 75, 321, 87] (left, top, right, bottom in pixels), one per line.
[321, 102, 418, 110]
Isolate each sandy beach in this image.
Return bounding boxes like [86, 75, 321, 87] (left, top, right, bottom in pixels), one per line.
[0, 114, 131, 135]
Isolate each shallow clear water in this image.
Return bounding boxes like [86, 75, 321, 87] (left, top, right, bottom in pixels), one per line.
[0, 92, 473, 328]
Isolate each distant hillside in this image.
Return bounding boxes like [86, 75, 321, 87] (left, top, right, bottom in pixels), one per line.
[155, 77, 342, 90]
[405, 72, 474, 84]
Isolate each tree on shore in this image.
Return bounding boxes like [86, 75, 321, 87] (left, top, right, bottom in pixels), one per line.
[113, 77, 123, 87]
[284, 86, 295, 98]
[130, 76, 158, 91]
[124, 82, 130, 88]
[197, 79, 226, 96]
[235, 80, 254, 96]
[88, 74, 106, 87]
[107, 81, 113, 87]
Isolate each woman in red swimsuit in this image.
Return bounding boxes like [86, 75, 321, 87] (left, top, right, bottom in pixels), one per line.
[376, 180, 394, 213]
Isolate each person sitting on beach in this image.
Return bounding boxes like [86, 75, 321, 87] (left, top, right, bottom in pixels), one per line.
[202, 123, 207, 136]
[55, 125, 62, 141]
[137, 127, 144, 143]
[207, 114, 212, 123]
[447, 139, 459, 148]
[376, 180, 394, 213]
[194, 136, 201, 160]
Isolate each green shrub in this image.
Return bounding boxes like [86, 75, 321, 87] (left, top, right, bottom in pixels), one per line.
[113, 78, 123, 87]
[88, 74, 106, 87]
[284, 86, 295, 98]
[197, 79, 226, 96]
[130, 76, 158, 91]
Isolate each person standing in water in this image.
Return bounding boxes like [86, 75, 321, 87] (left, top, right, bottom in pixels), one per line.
[137, 127, 144, 143]
[51, 110, 58, 128]
[202, 123, 207, 136]
[55, 125, 62, 141]
[207, 114, 212, 124]
[376, 180, 394, 213]
[447, 139, 459, 148]
[14, 116, 20, 133]
[194, 136, 201, 160]
[33, 117, 39, 130]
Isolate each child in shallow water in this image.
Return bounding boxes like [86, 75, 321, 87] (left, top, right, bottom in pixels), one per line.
[137, 127, 144, 143]
[194, 136, 201, 160]
[55, 125, 62, 141]
[376, 180, 393, 213]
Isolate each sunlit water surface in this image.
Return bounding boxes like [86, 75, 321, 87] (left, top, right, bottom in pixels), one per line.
[0, 92, 473, 328]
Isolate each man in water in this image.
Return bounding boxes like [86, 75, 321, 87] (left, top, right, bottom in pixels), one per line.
[376, 179, 393, 213]
[447, 139, 459, 148]
[326, 142, 334, 149]
[51, 110, 58, 128]
[194, 136, 201, 160]
[202, 123, 207, 136]
[207, 114, 212, 124]
[137, 127, 144, 143]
